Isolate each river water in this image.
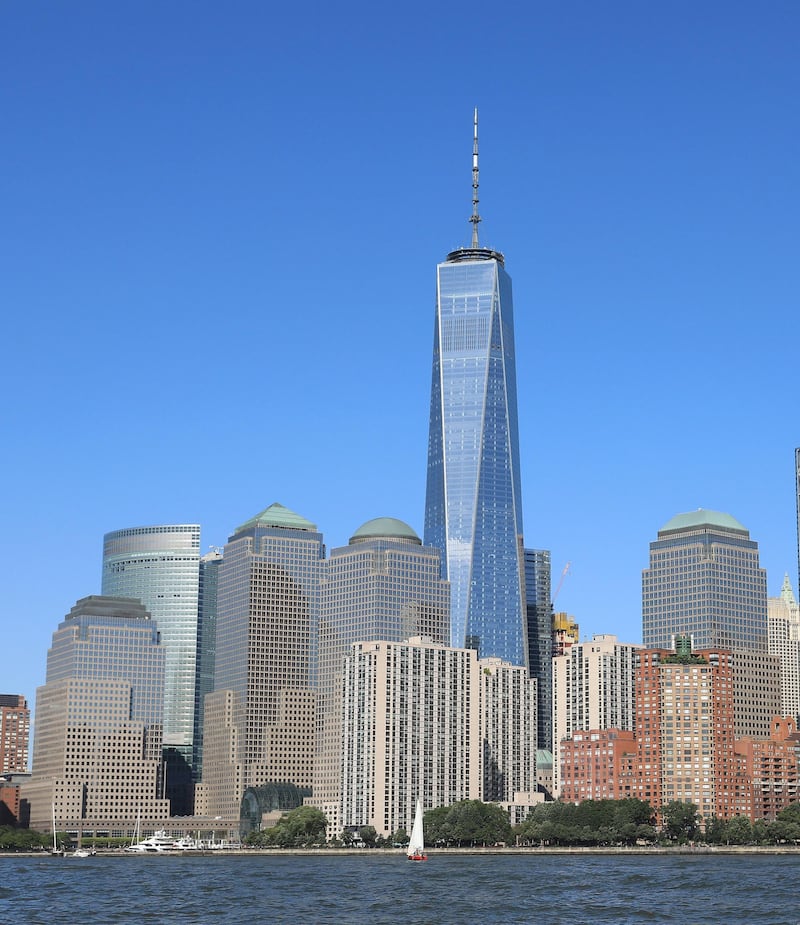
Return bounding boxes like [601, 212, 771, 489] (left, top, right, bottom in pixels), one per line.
[2, 851, 798, 924]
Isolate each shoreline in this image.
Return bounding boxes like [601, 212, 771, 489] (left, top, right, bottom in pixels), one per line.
[4, 844, 800, 858]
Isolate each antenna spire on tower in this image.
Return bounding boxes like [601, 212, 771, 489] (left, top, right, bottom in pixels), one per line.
[469, 108, 481, 247]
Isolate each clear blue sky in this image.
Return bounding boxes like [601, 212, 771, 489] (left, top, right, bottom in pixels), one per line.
[3, 2, 799, 707]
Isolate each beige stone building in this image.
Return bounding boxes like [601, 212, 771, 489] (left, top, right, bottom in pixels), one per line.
[768, 576, 800, 724]
[22, 596, 169, 835]
[479, 657, 537, 802]
[312, 517, 449, 834]
[196, 504, 322, 821]
[341, 637, 481, 838]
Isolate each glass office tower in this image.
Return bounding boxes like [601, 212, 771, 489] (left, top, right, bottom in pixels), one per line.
[101, 524, 201, 754]
[423, 247, 526, 665]
[524, 548, 553, 751]
[193, 548, 222, 778]
[424, 111, 526, 666]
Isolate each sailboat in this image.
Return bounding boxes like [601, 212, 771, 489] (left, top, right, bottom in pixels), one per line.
[406, 799, 427, 861]
[50, 804, 64, 857]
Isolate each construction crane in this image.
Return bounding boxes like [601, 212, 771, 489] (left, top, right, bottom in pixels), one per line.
[553, 561, 571, 606]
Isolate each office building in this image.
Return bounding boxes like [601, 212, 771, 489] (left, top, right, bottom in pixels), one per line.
[729, 650, 781, 739]
[552, 634, 640, 795]
[423, 111, 526, 666]
[101, 524, 201, 763]
[193, 548, 222, 777]
[314, 517, 449, 832]
[340, 637, 480, 839]
[22, 596, 168, 833]
[642, 509, 779, 739]
[524, 549, 553, 751]
[642, 509, 768, 652]
[635, 641, 736, 823]
[0, 694, 30, 774]
[768, 575, 800, 724]
[196, 503, 322, 821]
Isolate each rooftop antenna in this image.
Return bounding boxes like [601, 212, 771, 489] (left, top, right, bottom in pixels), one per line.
[469, 108, 481, 247]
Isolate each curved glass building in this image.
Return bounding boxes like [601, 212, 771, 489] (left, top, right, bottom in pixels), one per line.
[101, 524, 201, 753]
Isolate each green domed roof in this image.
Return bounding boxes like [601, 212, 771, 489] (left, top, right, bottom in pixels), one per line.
[659, 508, 748, 535]
[350, 517, 421, 544]
[234, 502, 317, 535]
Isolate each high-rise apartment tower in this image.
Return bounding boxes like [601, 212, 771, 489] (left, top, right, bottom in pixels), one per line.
[314, 517, 449, 833]
[0, 695, 30, 774]
[424, 111, 526, 666]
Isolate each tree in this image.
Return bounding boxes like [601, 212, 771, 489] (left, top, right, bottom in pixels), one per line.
[358, 826, 377, 848]
[423, 806, 452, 846]
[440, 801, 511, 847]
[773, 803, 800, 844]
[0, 826, 50, 851]
[251, 805, 328, 848]
[703, 815, 727, 845]
[661, 801, 699, 842]
[725, 815, 752, 845]
[389, 827, 409, 847]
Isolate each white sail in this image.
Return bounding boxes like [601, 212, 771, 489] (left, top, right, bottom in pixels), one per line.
[407, 799, 425, 857]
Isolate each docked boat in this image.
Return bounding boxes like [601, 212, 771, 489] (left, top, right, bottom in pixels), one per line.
[406, 799, 427, 861]
[125, 830, 182, 853]
[69, 847, 95, 858]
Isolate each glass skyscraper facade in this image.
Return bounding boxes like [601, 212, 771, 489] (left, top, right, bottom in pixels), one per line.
[424, 245, 526, 666]
[524, 548, 553, 751]
[192, 548, 222, 778]
[101, 524, 201, 753]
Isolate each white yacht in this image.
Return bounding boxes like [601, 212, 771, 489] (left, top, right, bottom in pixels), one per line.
[125, 831, 182, 853]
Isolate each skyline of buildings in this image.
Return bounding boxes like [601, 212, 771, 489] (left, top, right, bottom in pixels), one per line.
[10, 110, 800, 841]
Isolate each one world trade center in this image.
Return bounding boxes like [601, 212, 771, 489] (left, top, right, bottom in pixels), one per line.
[423, 111, 527, 667]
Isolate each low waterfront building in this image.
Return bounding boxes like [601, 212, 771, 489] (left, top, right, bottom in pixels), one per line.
[559, 729, 638, 804]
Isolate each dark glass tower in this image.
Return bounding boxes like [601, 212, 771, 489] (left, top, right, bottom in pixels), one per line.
[192, 548, 222, 779]
[424, 111, 526, 666]
[524, 548, 553, 751]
